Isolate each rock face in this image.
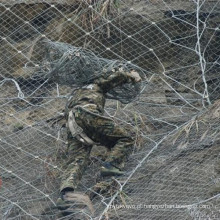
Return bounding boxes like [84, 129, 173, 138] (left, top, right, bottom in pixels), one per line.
[108, 99, 220, 220]
[0, 0, 219, 106]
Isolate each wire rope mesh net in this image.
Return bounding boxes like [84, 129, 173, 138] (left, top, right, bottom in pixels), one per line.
[36, 38, 146, 103]
[0, 0, 220, 219]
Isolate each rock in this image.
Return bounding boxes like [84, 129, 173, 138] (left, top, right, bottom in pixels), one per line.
[13, 123, 24, 132]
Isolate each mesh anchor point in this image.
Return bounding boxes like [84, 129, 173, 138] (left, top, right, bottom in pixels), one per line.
[18, 92, 24, 99]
